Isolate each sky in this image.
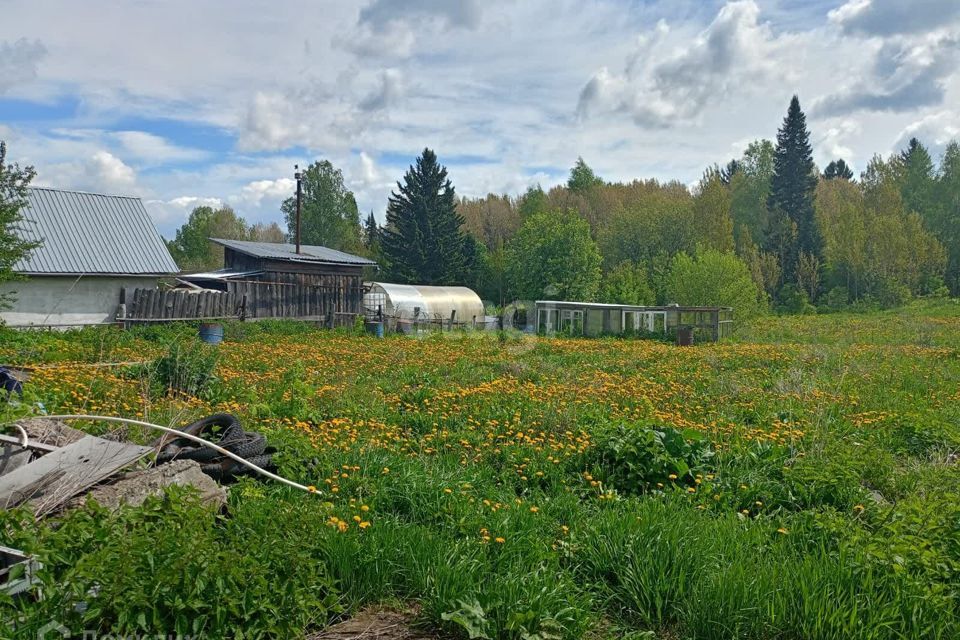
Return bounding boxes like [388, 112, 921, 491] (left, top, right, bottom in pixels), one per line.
[1, 0, 958, 238]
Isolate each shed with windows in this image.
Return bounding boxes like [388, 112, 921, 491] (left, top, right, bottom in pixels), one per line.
[534, 300, 734, 341]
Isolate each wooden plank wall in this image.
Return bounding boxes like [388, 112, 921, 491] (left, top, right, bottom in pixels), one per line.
[225, 273, 364, 321]
[125, 289, 241, 322]
[124, 273, 363, 325]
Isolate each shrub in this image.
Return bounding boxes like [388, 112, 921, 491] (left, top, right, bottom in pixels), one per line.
[152, 339, 219, 396]
[663, 249, 763, 320]
[588, 423, 715, 494]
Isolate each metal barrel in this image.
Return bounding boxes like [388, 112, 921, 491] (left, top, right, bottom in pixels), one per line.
[364, 320, 384, 338]
[199, 323, 224, 345]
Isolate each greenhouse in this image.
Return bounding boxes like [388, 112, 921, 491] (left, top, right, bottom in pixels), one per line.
[364, 282, 487, 333]
[534, 300, 734, 341]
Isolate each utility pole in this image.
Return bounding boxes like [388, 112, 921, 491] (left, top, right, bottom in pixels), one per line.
[294, 164, 303, 254]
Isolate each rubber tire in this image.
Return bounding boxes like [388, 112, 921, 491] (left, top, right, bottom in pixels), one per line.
[156, 414, 243, 463]
[221, 432, 267, 458]
[200, 453, 273, 481]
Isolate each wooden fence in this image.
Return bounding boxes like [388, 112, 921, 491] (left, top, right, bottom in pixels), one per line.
[122, 279, 364, 326]
[122, 288, 243, 324]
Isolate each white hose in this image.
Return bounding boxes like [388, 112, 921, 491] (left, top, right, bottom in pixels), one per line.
[10, 414, 321, 496]
[11, 423, 29, 447]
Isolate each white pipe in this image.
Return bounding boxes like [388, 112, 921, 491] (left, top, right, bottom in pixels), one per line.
[11, 423, 29, 447]
[10, 414, 321, 496]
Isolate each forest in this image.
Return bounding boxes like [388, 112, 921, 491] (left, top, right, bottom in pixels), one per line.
[164, 96, 960, 316]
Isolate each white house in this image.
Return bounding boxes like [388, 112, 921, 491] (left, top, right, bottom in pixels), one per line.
[0, 187, 178, 327]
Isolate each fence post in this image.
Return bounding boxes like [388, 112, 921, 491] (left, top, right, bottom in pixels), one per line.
[448, 310, 456, 331]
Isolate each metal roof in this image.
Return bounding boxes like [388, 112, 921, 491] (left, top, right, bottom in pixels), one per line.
[210, 238, 377, 266]
[179, 268, 265, 280]
[12, 187, 179, 275]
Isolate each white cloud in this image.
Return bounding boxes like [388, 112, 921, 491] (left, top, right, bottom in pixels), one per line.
[357, 0, 483, 31]
[144, 196, 224, 225]
[111, 131, 208, 163]
[829, 0, 960, 36]
[1, 0, 959, 237]
[577, 2, 782, 128]
[0, 38, 46, 94]
[894, 110, 960, 155]
[816, 119, 862, 163]
[85, 151, 136, 192]
[233, 178, 296, 207]
[31, 150, 141, 197]
[812, 31, 959, 116]
[358, 69, 405, 112]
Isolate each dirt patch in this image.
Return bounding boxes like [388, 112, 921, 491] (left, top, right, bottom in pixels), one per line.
[308, 607, 438, 640]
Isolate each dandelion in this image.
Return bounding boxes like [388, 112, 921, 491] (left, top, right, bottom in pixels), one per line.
[360, 505, 370, 512]
[359, 521, 371, 529]
[777, 528, 789, 535]
[668, 474, 678, 480]
[529, 506, 539, 513]
[495, 537, 505, 544]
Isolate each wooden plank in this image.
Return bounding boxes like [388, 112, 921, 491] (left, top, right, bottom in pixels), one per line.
[0, 443, 33, 478]
[0, 436, 152, 516]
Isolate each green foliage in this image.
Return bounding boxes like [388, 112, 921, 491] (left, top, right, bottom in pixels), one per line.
[381, 148, 471, 285]
[166, 205, 251, 272]
[598, 261, 654, 306]
[152, 339, 219, 396]
[664, 249, 763, 319]
[505, 210, 601, 301]
[1, 487, 341, 638]
[766, 95, 820, 283]
[823, 158, 854, 180]
[519, 184, 549, 218]
[0, 141, 40, 310]
[692, 173, 734, 252]
[282, 160, 363, 253]
[589, 424, 715, 494]
[566, 157, 603, 194]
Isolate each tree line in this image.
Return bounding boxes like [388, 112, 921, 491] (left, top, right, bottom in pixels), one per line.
[4, 94, 958, 317]
[166, 96, 960, 315]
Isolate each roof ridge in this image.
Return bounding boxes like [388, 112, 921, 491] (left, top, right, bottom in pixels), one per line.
[28, 186, 142, 200]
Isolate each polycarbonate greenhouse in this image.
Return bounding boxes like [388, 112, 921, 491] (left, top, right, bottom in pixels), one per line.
[364, 282, 486, 332]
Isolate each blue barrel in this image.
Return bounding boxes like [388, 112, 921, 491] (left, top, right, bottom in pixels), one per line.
[199, 322, 224, 345]
[364, 320, 384, 338]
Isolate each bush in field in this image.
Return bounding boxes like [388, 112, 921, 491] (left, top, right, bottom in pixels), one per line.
[152, 339, 218, 396]
[0, 487, 341, 638]
[664, 249, 763, 319]
[588, 424, 715, 494]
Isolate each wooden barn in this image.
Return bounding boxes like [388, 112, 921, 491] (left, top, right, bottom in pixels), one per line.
[176, 238, 377, 323]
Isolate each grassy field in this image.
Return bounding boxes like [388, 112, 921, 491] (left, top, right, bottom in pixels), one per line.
[2, 302, 960, 639]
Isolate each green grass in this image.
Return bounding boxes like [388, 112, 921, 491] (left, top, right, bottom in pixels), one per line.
[2, 302, 959, 639]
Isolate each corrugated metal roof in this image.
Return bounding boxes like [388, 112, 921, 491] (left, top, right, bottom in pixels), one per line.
[210, 238, 377, 266]
[12, 187, 179, 275]
[180, 268, 265, 280]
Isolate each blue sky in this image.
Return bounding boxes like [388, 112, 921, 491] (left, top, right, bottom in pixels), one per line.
[1, 0, 958, 238]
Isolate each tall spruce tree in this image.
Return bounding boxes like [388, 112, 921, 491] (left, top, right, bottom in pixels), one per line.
[381, 148, 469, 284]
[363, 210, 380, 251]
[766, 95, 820, 284]
[899, 137, 936, 220]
